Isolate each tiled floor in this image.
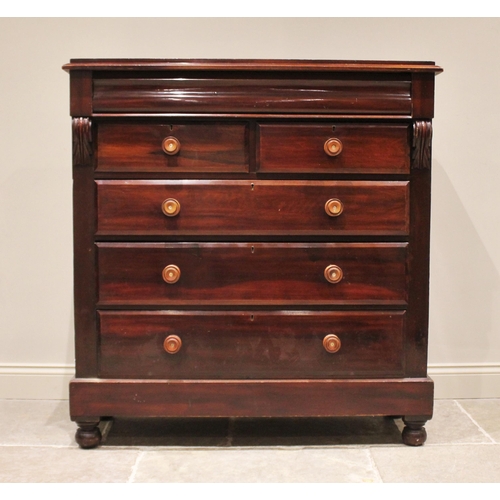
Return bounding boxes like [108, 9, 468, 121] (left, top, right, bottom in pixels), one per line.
[0, 398, 499, 482]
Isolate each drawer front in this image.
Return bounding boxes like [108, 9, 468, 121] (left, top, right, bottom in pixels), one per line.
[93, 76, 412, 115]
[96, 180, 410, 237]
[98, 311, 405, 379]
[258, 124, 410, 174]
[97, 243, 408, 306]
[97, 122, 248, 173]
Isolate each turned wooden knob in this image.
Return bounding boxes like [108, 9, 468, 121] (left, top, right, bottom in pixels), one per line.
[162, 198, 181, 217]
[164, 335, 182, 354]
[324, 264, 343, 284]
[324, 138, 343, 157]
[162, 136, 181, 155]
[162, 264, 181, 284]
[325, 198, 344, 217]
[323, 334, 341, 353]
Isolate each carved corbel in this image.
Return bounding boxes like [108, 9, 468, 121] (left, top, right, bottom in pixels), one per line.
[412, 120, 432, 169]
[72, 117, 93, 166]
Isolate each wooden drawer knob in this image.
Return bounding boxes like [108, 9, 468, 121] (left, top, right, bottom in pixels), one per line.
[324, 138, 343, 157]
[162, 264, 181, 284]
[164, 335, 182, 354]
[324, 264, 343, 284]
[323, 334, 341, 353]
[162, 136, 181, 155]
[325, 198, 344, 217]
[162, 198, 181, 217]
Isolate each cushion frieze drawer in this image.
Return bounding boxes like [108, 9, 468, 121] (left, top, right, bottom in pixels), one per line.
[98, 310, 406, 380]
[258, 123, 410, 174]
[96, 242, 408, 307]
[96, 180, 410, 237]
[97, 122, 248, 173]
[92, 75, 412, 115]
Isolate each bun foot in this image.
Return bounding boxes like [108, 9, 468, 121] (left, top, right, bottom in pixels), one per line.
[402, 417, 428, 446]
[75, 421, 102, 449]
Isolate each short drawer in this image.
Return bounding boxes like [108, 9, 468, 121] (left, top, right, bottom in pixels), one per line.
[97, 242, 408, 307]
[98, 310, 405, 379]
[258, 123, 410, 174]
[96, 180, 409, 237]
[96, 122, 248, 173]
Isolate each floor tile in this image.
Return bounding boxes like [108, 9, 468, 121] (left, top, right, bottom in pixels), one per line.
[394, 399, 491, 445]
[104, 417, 230, 447]
[134, 448, 380, 483]
[0, 400, 74, 446]
[456, 399, 500, 442]
[104, 416, 403, 448]
[230, 417, 403, 446]
[371, 444, 500, 483]
[0, 446, 139, 482]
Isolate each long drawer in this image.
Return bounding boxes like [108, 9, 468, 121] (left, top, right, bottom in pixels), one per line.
[258, 123, 410, 174]
[96, 180, 409, 237]
[98, 310, 405, 379]
[97, 243, 408, 306]
[92, 75, 412, 115]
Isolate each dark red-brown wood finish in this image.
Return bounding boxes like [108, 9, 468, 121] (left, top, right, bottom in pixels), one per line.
[96, 242, 408, 306]
[98, 311, 406, 380]
[64, 59, 442, 448]
[96, 180, 409, 237]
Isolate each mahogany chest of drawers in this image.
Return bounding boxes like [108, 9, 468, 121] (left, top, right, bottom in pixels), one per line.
[64, 59, 442, 448]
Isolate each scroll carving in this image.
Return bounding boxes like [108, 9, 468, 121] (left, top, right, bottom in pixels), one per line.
[72, 117, 93, 166]
[412, 120, 432, 169]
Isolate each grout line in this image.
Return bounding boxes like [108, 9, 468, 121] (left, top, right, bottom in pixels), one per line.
[365, 449, 384, 483]
[454, 400, 496, 443]
[128, 451, 145, 483]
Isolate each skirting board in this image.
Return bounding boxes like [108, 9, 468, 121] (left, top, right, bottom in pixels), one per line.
[430, 363, 500, 399]
[0, 364, 74, 400]
[0, 363, 499, 400]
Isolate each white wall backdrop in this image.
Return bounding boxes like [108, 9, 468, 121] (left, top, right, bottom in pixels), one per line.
[1, 17, 499, 399]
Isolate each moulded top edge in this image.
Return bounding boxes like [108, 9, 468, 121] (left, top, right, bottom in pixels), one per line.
[62, 58, 443, 74]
